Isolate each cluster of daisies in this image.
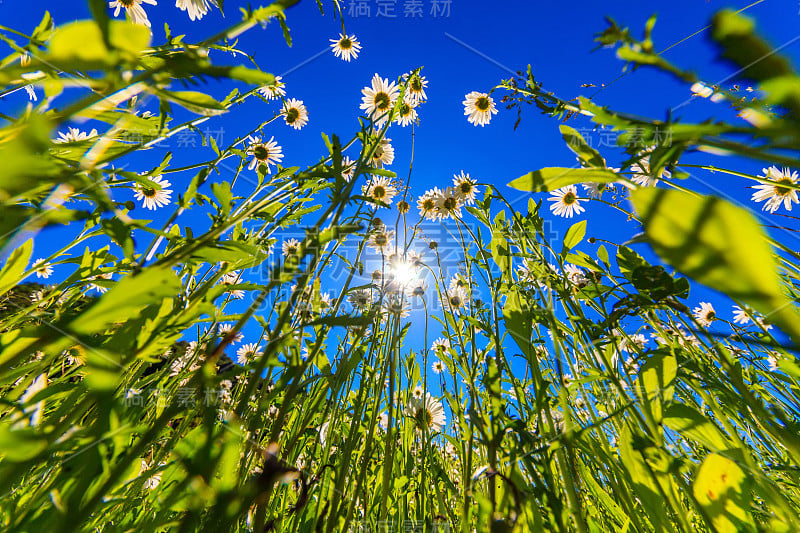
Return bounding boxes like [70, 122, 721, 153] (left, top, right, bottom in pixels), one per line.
[360, 72, 428, 128]
[109, 0, 219, 27]
[415, 172, 479, 220]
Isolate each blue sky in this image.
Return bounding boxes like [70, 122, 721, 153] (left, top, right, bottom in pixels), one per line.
[3, 0, 799, 377]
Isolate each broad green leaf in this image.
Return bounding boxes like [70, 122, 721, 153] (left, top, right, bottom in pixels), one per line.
[503, 287, 532, 359]
[638, 351, 676, 423]
[0, 239, 33, 298]
[509, 167, 620, 193]
[154, 89, 226, 116]
[559, 125, 606, 168]
[618, 425, 669, 531]
[562, 220, 586, 253]
[70, 267, 181, 335]
[49, 20, 150, 63]
[663, 404, 731, 452]
[631, 189, 800, 344]
[693, 453, 756, 533]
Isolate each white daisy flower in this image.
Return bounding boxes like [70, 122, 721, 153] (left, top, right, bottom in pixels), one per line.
[340, 156, 357, 181]
[109, 0, 157, 28]
[442, 285, 468, 313]
[432, 360, 446, 374]
[367, 227, 395, 254]
[236, 343, 263, 365]
[360, 73, 400, 126]
[732, 305, 751, 325]
[348, 289, 372, 311]
[217, 323, 243, 343]
[767, 352, 781, 371]
[32, 259, 53, 279]
[692, 302, 716, 327]
[417, 188, 441, 220]
[412, 386, 424, 399]
[88, 271, 113, 293]
[463, 91, 497, 127]
[432, 338, 450, 354]
[55, 127, 99, 143]
[369, 138, 395, 168]
[282, 98, 309, 130]
[329, 33, 362, 62]
[176, 0, 218, 21]
[619, 333, 647, 353]
[403, 72, 428, 105]
[394, 97, 418, 127]
[452, 171, 479, 205]
[751, 166, 799, 213]
[139, 460, 164, 490]
[246, 135, 283, 173]
[362, 176, 397, 206]
[383, 295, 410, 318]
[563, 264, 589, 286]
[548, 185, 585, 218]
[378, 412, 389, 429]
[134, 174, 172, 210]
[404, 393, 446, 433]
[448, 275, 470, 295]
[630, 150, 670, 187]
[281, 238, 301, 257]
[435, 187, 462, 220]
[258, 76, 286, 100]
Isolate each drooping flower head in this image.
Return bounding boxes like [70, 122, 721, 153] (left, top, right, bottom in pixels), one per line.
[329, 33, 362, 62]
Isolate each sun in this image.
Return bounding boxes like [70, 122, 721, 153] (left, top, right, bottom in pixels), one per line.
[389, 260, 418, 288]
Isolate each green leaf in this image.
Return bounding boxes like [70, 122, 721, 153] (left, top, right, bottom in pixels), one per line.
[0, 425, 49, 461]
[211, 181, 233, 217]
[638, 351, 676, 423]
[509, 167, 620, 193]
[0, 239, 33, 298]
[693, 453, 756, 533]
[49, 20, 150, 63]
[562, 220, 586, 253]
[503, 287, 532, 358]
[559, 125, 605, 168]
[663, 404, 731, 452]
[70, 267, 182, 335]
[618, 425, 669, 531]
[154, 89, 226, 116]
[631, 189, 800, 344]
[490, 211, 510, 275]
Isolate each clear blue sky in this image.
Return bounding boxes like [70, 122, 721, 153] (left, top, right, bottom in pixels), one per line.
[3, 0, 799, 374]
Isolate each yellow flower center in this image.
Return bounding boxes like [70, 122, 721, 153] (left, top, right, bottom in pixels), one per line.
[476, 96, 491, 111]
[253, 145, 271, 161]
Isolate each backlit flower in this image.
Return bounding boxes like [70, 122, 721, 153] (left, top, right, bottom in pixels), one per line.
[548, 185, 584, 218]
[246, 135, 283, 173]
[329, 33, 362, 62]
[692, 302, 716, 327]
[134, 174, 172, 210]
[109, 0, 157, 28]
[751, 166, 799, 213]
[360, 74, 400, 126]
[463, 91, 497, 127]
[282, 98, 309, 130]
